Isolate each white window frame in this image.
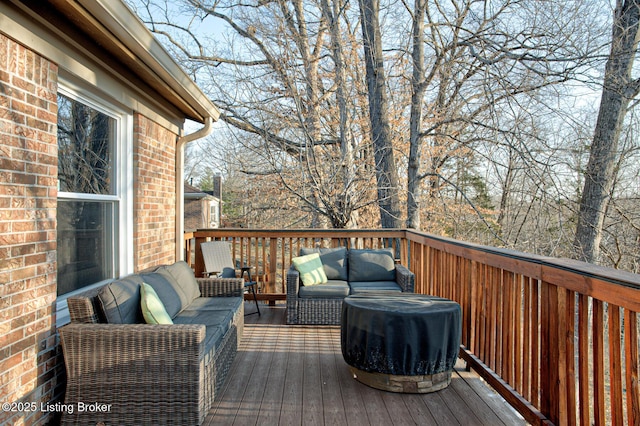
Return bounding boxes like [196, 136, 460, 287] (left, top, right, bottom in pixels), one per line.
[56, 82, 134, 325]
[210, 201, 219, 228]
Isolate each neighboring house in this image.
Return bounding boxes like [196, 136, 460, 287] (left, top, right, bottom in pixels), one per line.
[184, 181, 222, 230]
[0, 1, 219, 424]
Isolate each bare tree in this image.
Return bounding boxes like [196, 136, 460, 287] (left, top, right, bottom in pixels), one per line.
[404, 0, 605, 234]
[406, 0, 426, 229]
[133, 0, 383, 228]
[574, 0, 640, 263]
[320, 0, 359, 227]
[358, 0, 403, 228]
[130, 0, 640, 273]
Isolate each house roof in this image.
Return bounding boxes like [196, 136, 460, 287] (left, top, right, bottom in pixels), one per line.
[184, 183, 218, 200]
[9, 0, 219, 124]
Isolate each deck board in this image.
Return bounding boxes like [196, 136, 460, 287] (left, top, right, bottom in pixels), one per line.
[205, 304, 528, 426]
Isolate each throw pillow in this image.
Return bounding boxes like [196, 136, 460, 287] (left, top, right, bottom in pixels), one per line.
[139, 272, 182, 318]
[157, 261, 201, 306]
[97, 275, 145, 324]
[348, 248, 396, 282]
[140, 283, 174, 324]
[300, 247, 348, 281]
[292, 253, 328, 286]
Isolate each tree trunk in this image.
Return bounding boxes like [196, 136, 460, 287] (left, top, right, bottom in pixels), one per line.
[406, 0, 426, 230]
[574, 0, 640, 263]
[321, 0, 358, 228]
[358, 0, 402, 228]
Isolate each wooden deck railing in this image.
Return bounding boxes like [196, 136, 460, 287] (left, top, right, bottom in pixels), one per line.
[185, 228, 640, 425]
[185, 229, 408, 298]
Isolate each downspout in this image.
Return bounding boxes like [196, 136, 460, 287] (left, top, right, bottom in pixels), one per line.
[176, 116, 214, 261]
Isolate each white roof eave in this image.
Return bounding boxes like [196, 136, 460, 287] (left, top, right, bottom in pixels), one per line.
[54, 0, 220, 124]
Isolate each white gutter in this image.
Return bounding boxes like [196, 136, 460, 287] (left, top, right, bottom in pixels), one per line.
[176, 116, 214, 260]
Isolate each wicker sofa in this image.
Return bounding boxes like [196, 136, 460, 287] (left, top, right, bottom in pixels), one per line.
[286, 247, 415, 325]
[58, 261, 244, 425]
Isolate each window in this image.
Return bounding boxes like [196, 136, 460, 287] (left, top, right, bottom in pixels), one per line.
[210, 202, 219, 227]
[56, 88, 132, 296]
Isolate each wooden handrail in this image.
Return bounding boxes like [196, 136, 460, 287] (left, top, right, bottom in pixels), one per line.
[185, 228, 640, 425]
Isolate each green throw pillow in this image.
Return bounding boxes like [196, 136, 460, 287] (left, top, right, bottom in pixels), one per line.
[292, 253, 328, 286]
[140, 283, 174, 324]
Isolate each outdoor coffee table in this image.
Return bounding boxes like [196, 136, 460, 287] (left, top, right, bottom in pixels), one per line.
[340, 293, 461, 393]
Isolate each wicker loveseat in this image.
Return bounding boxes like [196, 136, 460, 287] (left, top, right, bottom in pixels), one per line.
[58, 261, 244, 425]
[286, 247, 415, 325]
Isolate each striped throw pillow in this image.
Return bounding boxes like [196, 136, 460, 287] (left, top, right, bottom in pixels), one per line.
[292, 253, 328, 286]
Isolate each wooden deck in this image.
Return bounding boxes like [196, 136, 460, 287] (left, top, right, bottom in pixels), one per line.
[205, 303, 527, 425]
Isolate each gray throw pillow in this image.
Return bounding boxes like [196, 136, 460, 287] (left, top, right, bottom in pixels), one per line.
[155, 261, 202, 310]
[300, 247, 348, 281]
[97, 275, 144, 324]
[348, 248, 396, 282]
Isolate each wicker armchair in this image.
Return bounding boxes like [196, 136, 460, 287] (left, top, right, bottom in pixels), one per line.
[59, 263, 244, 425]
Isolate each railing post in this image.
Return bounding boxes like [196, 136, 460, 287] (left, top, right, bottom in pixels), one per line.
[269, 237, 278, 296]
[194, 235, 207, 277]
[184, 237, 192, 266]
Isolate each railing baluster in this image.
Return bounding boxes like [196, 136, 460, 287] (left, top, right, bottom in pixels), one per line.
[489, 266, 498, 372]
[514, 273, 523, 397]
[522, 276, 531, 402]
[562, 287, 576, 426]
[565, 290, 578, 425]
[593, 299, 605, 425]
[269, 237, 277, 294]
[260, 237, 266, 290]
[624, 310, 639, 425]
[609, 304, 624, 425]
[469, 260, 479, 355]
[531, 278, 540, 409]
[495, 267, 504, 377]
[477, 262, 485, 362]
[541, 280, 562, 424]
[578, 293, 591, 425]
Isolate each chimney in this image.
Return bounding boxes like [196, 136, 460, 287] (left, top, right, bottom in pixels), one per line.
[213, 175, 222, 198]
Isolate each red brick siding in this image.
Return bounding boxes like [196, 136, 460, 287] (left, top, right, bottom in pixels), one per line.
[185, 198, 209, 230]
[133, 114, 177, 270]
[0, 34, 61, 425]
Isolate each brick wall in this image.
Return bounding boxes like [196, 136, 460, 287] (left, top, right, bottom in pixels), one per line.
[134, 114, 178, 271]
[185, 198, 208, 230]
[184, 198, 199, 230]
[0, 34, 61, 425]
[0, 33, 182, 424]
